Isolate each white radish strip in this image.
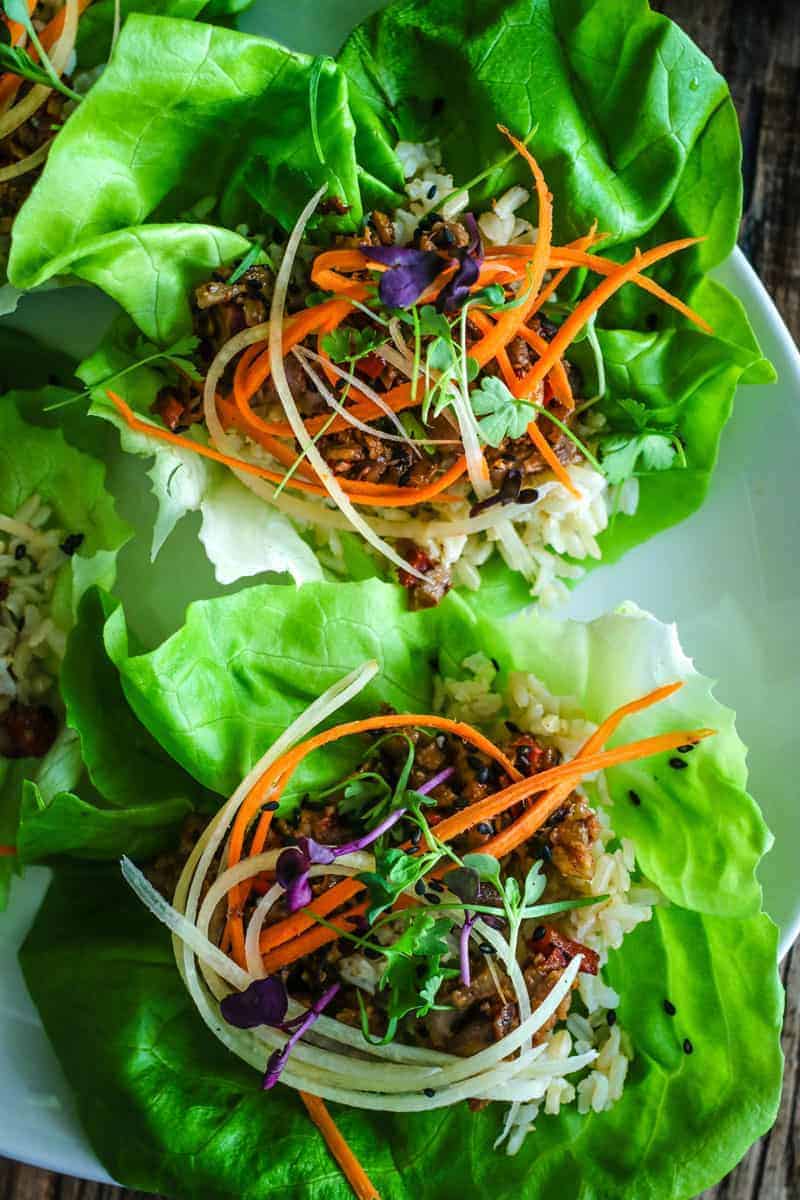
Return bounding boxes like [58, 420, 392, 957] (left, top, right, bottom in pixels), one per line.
[0, 140, 52, 183]
[292, 351, 418, 448]
[265, 1041, 550, 1112]
[172, 660, 379, 935]
[524, 1049, 598, 1077]
[0, 0, 78, 140]
[373, 344, 415, 378]
[199, 951, 549, 1102]
[268, 187, 426, 582]
[202, 968, 446, 1093]
[296, 346, 412, 442]
[494, 518, 538, 580]
[297, 348, 458, 448]
[198, 856, 373, 971]
[121, 857, 250, 991]
[449, 381, 492, 502]
[244, 884, 283, 978]
[388, 317, 411, 359]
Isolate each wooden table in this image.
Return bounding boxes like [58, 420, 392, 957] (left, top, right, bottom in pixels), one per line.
[2, 0, 798, 1197]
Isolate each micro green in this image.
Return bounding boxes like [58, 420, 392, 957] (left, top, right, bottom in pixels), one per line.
[2, 0, 82, 102]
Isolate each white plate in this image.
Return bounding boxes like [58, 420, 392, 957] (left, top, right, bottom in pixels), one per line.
[1, 0, 798, 1177]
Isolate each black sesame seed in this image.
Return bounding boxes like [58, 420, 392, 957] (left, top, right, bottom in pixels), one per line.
[490, 657, 500, 671]
[414, 879, 426, 896]
[423, 1087, 436, 1098]
[59, 532, 84, 556]
[479, 942, 496, 955]
[669, 757, 688, 771]
[683, 1038, 693, 1055]
[14, 543, 26, 561]
[607, 1009, 617, 1027]
[505, 720, 521, 734]
[476, 822, 493, 835]
[467, 754, 484, 771]
[629, 790, 642, 806]
[531, 925, 546, 941]
[473, 767, 490, 785]
[539, 843, 552, 863]
[429, 879, 445, 893]
[364, 947, 381, 960]
[427, 892, 441, 905]
[663, 999, 676, 1016]
[264, 800, 279, 812]
[411, 827, 422, 845]
[677, 744, 696, 754]
[427, 184, 437, 200]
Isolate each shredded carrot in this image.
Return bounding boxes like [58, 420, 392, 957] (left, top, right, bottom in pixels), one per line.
[107, 392, 466, 508]
[0, 844, 16, 857]
[256, 720, 712, 968]
[301, 1093, 382, 1200]
[518, 238, 703, 393]
[547, 248, 713, 334]
[461, 126, 554, 372]
[226, 715, 523, 958]
[481, 681, 686, 859]
[526, 419, 581, 497]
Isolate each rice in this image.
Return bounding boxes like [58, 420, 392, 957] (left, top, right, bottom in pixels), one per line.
[0, 494, 73, 720]
[435, 652, 658, 1149]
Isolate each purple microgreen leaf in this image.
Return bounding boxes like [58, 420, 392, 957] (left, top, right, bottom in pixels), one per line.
[220, 978, 289, 1030]
[263, 983, 341, 1089]
[459, 913, 477, 987]
[361, 244, 445, 308]
[437, 253, 480, 313]
[416, 765, 456, 796]
[295, 836, 337, 866]
[337, 807, 407, 855]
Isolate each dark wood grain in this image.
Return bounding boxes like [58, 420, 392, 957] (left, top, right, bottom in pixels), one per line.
[1, 1, 798, 1198]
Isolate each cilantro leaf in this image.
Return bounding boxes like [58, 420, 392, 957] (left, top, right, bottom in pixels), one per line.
[599, 434, 645, 484]
[322, 326, 385, 364]
[470, 376, 537, 446]
[379, 912, 457, 1023]
[600, 431, 681, 484]
[639, 433, 678, 472]
[0, 42, 53, 88]
[616, 397, 651, 430]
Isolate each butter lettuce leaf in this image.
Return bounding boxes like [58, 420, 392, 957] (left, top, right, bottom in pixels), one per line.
[77, 320, 324, 585]
[9, 15, 366, 338]
[17, 578, 782, 1199]
[0, 393, 130, 906]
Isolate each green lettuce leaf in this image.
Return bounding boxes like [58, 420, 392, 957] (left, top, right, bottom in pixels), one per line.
[340, 0, 738, 310]
[0, 395, 130, 905]
[13, 588, 213, 864]
[9, 15, 367, 339]
[75, 0, 255, 72]
[77, 319, 324, 585]
[18, 578, 782, 1199]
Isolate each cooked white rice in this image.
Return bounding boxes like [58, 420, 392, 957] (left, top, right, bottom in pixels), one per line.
[433, 652, 658, 1149]
[0, 494, 70, 716]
